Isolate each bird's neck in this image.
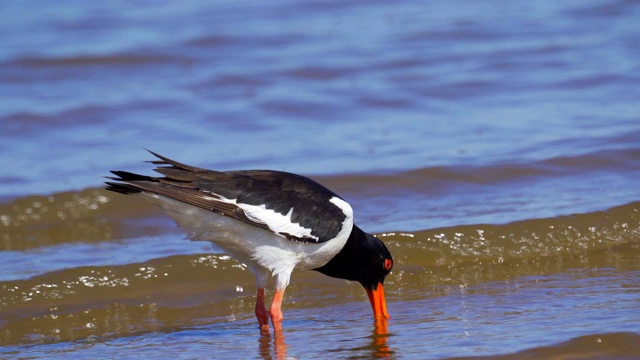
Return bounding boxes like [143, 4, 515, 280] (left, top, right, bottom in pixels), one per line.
[313, 225, 367, 281]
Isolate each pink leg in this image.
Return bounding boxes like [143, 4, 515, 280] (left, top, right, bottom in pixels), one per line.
[255, 288, 270, 332]
[269, 289, 285, 334]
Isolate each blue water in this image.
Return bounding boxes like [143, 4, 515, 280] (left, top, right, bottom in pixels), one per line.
[2, 1, 638, 198]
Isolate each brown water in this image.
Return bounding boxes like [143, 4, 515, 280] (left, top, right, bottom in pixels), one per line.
[1, 0, 640, 358]
[1, 190, 639, 358]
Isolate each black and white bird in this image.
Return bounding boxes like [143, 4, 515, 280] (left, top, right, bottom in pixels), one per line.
[105, 151, 393, 333]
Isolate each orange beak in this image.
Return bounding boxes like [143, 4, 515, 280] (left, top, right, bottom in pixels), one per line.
[365, 282, 389, 320]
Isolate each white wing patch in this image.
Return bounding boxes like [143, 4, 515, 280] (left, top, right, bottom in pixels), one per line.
[206, 192, 319, 242]
[238, 203, 319, 241]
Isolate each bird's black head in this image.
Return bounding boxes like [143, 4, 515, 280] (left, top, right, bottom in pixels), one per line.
[314, 226, 393, 320]
[358, 232, 392, 321]
[355, 232, 393, 288]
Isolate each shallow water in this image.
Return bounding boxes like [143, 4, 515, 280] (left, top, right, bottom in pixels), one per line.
[2, 197, 639, 359]
[1, 0, 640, 358]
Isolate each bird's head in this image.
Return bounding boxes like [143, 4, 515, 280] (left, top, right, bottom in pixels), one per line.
[314, 225, 393, 321]
[358, 232, 393, 320]
[314, 227, 393, 321]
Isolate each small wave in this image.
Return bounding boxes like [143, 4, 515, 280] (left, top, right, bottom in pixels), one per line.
[0, 254, 250, 345]
[7, 53, 187, 68]
[380, 200, 640, 263]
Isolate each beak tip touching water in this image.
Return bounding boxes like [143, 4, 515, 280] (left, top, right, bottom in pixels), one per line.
[365, 282, 390, 320]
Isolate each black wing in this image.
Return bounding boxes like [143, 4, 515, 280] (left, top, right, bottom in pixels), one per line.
[105, 151, 352, 243]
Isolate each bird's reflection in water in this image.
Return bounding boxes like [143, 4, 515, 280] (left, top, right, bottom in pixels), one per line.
[258, 331, 287, 360]
[258, 321, 392, 359]
[372, 319, 393, 358]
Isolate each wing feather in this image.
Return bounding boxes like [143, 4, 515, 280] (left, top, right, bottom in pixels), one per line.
[105, 151, 352, 243]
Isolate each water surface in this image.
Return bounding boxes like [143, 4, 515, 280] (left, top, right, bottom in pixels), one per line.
[1, 0, 639, 358]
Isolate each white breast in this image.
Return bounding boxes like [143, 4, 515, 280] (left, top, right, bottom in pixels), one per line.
[140, 193, 353, 289]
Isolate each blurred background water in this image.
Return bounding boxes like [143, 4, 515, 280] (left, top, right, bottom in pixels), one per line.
[1, 0, 639, 359]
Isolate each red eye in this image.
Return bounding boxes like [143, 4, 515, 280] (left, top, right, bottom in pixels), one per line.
[383, 259, 392, 271]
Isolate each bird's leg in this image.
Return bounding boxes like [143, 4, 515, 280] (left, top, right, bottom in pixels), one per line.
[255, 288, 270, 332]
[269, 288, 285, 334]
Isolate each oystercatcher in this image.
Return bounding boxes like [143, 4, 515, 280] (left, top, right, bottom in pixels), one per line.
[105, 151, 393, 333]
